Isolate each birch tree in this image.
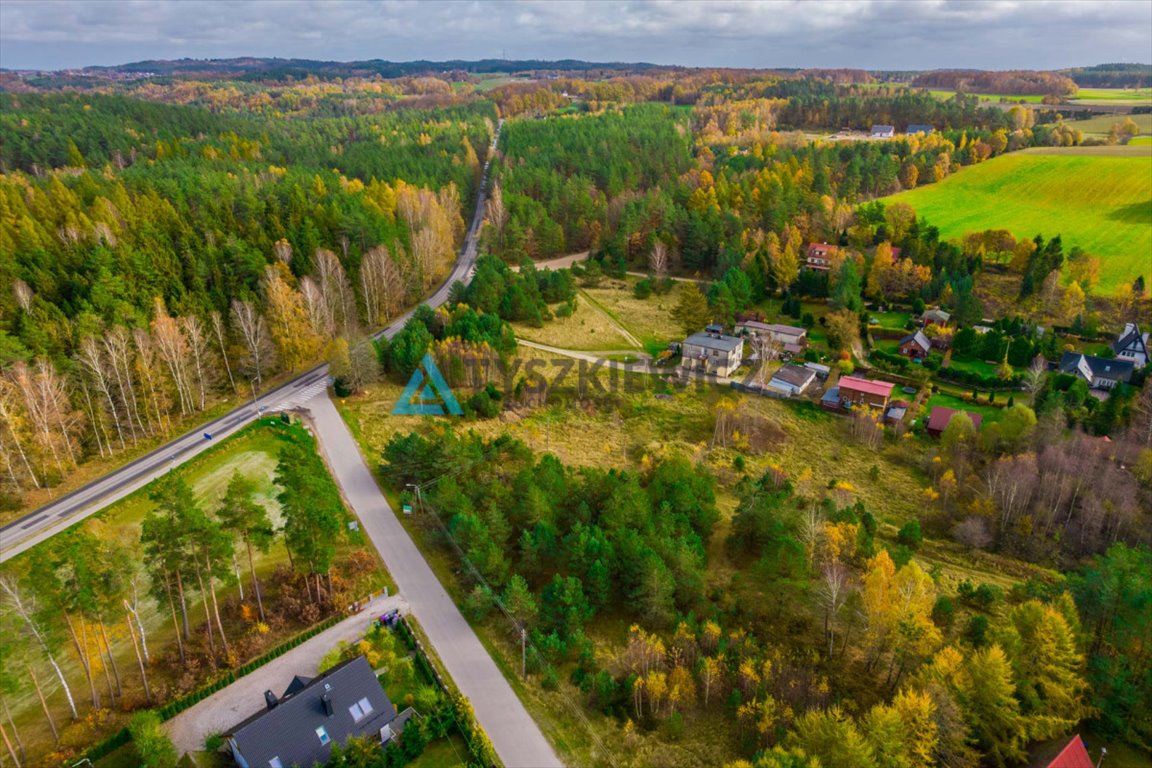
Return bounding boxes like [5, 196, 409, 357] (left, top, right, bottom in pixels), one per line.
[0, 576, 78, 720]
[180, 314, 212, 411]
[360, 245, 404, 326]
[151, 299, 194, 416]
[230, 299, 273, 385]
[208, 310, 236, 393]
[315, 248, 356, 336]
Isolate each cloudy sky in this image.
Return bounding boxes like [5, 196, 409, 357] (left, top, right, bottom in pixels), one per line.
[1, 0, 1149, 71]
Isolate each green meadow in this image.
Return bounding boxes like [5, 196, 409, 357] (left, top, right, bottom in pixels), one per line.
[886, 146, 1152, 294]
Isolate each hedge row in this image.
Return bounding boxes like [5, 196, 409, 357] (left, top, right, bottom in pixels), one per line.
[85, 613, 347, 760]
[393, 617, 501, 767]
[84, 727, 131, 762]
[936, 365, 1022, 389]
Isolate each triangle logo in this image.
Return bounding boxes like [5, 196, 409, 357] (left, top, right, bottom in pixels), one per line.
[392, 352, 463, 416]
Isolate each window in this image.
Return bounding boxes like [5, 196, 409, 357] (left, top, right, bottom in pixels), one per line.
[269, 759, 283, 768]
[316, 726, 330, 745]
[349, 697, 374, 722]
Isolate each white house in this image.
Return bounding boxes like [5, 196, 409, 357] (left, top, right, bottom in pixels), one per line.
[1059, 352, 1135, 391]
[681, 330, 745, 377]
[1112, 323, 1149, 368]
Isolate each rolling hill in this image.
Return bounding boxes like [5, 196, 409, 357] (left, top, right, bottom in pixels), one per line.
[886, 146, 1152, 294]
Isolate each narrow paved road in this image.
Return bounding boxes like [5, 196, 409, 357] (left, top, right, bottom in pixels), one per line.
[166, 593, 408, 755]
[303, 390, 563, 768]
[0, 121, 502, 564]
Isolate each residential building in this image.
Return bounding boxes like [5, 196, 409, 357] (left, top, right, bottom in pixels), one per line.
[885, 400, 909, 426]
[223, 656, 413, 768]
[1035, 734, 1095, 768]
[766, 364, 818, 397]
[898, 330, 932, 359]
[925, 406, 984, 438]
[737, 321, 808, 355]
[804, 362, 832, 380]
[1059, 352, 1135, 391]
[681, 330, 745, 377]
[804, 242, 836, 271]
[1112, 322, 1149, 368]
[906, 123, 935, 135]
[920, 308, 951, 327]
[870, 124, 895, 138]
[835, 376, 895, 410]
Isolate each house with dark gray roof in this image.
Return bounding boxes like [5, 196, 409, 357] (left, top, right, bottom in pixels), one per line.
[1112, 322, 1149, 368]
[870, 124, 895, 138]
[906, 124, 935, 135]
[1059, 352, 1135, 392]
[681, 330, 745, 377]
[224, 655, 413, 768]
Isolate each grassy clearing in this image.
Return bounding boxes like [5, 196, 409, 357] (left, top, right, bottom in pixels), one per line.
[1130, 136, 1152, 146]
[510, 294, 638, 351]
[1070, 87, 1152, 104]
[886, 146, 1152, 294]
[1067, 112, 1152, 136]
[868, 311, 912, 330]
[924, 392, 1006, 423]
[582, 277, 683, 347]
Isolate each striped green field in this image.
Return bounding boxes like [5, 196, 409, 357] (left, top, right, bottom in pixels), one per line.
[1070, 87, 1152, 104]
[1067, 113, 1152, 136]
[885, 146, 1152, 294]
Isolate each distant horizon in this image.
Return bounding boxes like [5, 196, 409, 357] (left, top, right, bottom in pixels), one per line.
[2, 0, 1149, 72]
[3, 54, 1151, 75]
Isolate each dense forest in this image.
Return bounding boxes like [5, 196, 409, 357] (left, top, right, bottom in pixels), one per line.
[0, 92, 488, 506]
[381, 427, 1150, 767]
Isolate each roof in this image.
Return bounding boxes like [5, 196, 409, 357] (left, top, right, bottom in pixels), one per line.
[770, 364, 817, 389]
[736, 320, 772, 332]
[900, 331, 931, 352]
[838, 376, 895, 398]
[225, 655, 404, 768]
[1059, 352, 1135, 382]
[926, 406, 983, 433]
[1042, 734, 1094, 768]
[906, 124, 935, 133]
[684, 332, 744, 354]
[871, 124, 895, 133]
[806, 242, 835, 256]
[764, 323, 806, 337]
[922, 308, 951, 322]
[1112, 323, 1146, 355]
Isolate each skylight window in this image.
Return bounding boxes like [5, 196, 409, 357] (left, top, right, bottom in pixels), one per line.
[349, 697, 374, 722]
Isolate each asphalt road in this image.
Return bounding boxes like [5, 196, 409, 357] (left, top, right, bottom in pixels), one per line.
[0, 120, 499, 564]
[304, 391, 562, 768]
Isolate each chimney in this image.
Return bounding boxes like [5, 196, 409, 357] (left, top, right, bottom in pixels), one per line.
[264, 690, 278, 711]
[322, 693, 334, 717]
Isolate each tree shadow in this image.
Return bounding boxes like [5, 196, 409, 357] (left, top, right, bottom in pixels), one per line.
[1107, 200, 1152, 224]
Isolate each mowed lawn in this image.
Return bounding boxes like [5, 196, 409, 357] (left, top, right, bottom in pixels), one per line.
[887, 146, 1152, 294]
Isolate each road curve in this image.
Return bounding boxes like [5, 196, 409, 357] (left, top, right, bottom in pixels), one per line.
[303, 390, 563, 768]
[0, 120, 501, 563]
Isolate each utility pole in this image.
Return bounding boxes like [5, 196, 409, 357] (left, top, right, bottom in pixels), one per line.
[520, 625, 527, 679]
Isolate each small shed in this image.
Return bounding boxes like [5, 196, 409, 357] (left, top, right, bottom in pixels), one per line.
[767, 364, 818, 397]
[925, 406, 983, 438]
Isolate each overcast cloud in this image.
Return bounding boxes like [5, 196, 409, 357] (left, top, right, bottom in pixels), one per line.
[1, 0, 1149, 71]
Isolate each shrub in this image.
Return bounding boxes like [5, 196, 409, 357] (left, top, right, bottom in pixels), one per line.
[129, 711, 178, 768]
[633, 279, 653, 299]
[965, 614, 990, 647]
[932, 595, 956, 630]
[897, 520, 923, 549]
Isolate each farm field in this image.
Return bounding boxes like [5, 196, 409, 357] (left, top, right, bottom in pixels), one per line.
[1067, 112, 1152, 136]
[886, 146, 1152, 294]
[1069, 87, 1152, 104]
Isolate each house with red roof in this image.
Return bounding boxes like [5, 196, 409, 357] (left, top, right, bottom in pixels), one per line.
[925, 406, 983, 438]
[804, 243, 836, 271]
[835, 376, 895, 410]
[1037, 734, 1095, 768]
